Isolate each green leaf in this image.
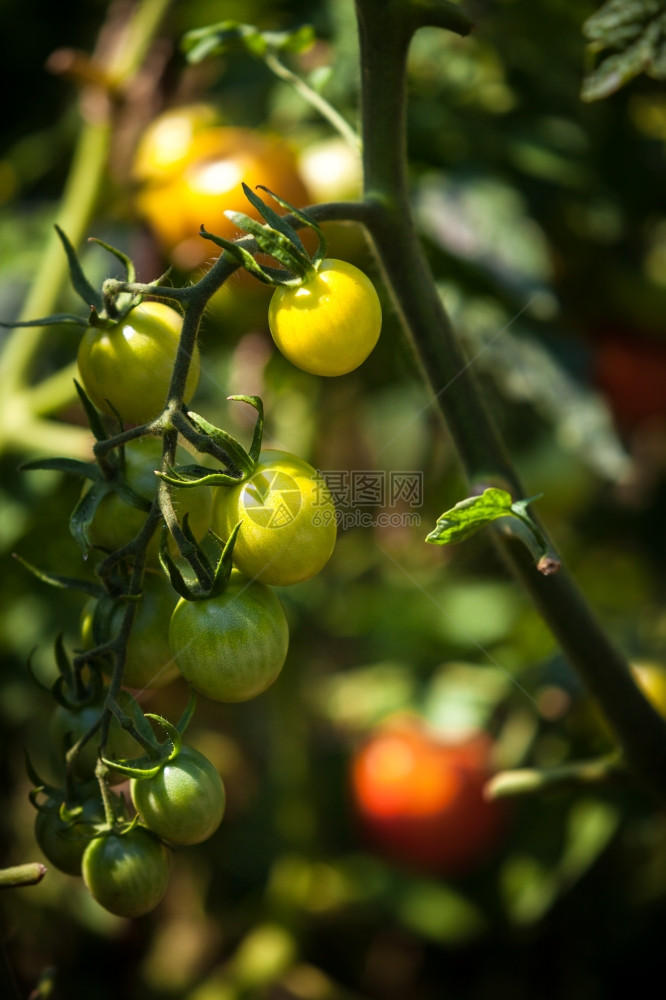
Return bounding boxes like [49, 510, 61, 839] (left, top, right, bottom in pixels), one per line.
[426, 488, 515, 544]
[227, 394, 264, 465]
[181, 20, 314, 65]
[186, 409, 254, 476]
[55, 225, 103, 311]
[582, 0, 666, 101]
[223, 210, 312, 278]
[241, 182, 307, 256]
[74, 380, 109, 442]
[68, 480, 113, 553]
[198, 226, 283, 284]
[12, 552, 103, 597]
[427, 489, 561, 575]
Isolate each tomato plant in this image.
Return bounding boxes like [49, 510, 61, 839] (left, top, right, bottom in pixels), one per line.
[211, 449, 337, 586]
[80, 571, 181, 690]
[77, 301, 199, 425]
[85, 436, 212, 559]
[168, 570, 289, 702]
[134, 121, 311, 269]
[131, 745, 225, 846]
[350, 720, 506, 876]
[267, 258, 382, 377]
[34, 794, 105, 877]
[82, 826, 171, 918]
[50, 689, 138, 785]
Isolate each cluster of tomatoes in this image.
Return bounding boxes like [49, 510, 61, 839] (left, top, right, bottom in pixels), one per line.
[31, 106, 386, 915]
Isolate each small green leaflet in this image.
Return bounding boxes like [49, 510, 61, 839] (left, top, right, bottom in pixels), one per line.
[181, 21, 314, 64]
[426, 488, 561, 575]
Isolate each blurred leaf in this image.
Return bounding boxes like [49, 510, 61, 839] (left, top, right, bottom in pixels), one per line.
[309, 662, 417, 729]
[582, 0, 666, 101]
[182, 20, 314, 63]
[396, 878, 487, 945]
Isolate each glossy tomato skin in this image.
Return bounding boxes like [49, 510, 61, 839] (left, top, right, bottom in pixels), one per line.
[131, 746, 225, 845]
[351, 721, 505, 877]
[168, 571, 289, 702]
[212, 449, 337, 587]
[632, 661, 666, 717]
[82, 826, 171, 918]
[35, 796, 104, 876]
[77, 302, 199, 425]
[268, 259, 382, 377]
[81, 571, 180, 690]
[135, 124, 310, 270]
[85, 436, 212, 561]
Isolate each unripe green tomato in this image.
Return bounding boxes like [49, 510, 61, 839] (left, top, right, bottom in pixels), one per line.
[268, 259, 382, 376]
[82, 826, 171, 918]
[34, 795, 105, 876]
[168, 570, 289, 702]
[131, 746, 225, 845]
[77, 301, 199, 425]
[84, 436, 212, 562]
[211, 449, 337, 586]
[81, 571, 180, 690]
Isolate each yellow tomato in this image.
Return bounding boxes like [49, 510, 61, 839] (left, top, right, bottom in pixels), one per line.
[134, 125, 311, 269]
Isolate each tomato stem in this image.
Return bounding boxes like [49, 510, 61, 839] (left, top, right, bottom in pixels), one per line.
[352, 0, 666, 800]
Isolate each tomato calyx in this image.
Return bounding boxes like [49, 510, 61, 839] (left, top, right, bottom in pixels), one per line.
[201, 183, 326, 288]
[159, 395, 264, 490]
[101, 689, 196, 782]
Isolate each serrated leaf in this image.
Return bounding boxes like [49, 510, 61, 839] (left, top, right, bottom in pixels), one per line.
[582, 0, 666, 101]
[426, 488, 514, 545]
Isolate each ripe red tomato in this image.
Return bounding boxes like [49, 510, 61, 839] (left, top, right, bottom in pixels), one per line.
[350, 719, 505, 876]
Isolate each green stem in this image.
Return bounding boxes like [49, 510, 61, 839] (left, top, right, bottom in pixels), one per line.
[486, 753, 625, 800]
[353, 0, 666, 799]
[0, 863, 47, 888]
[0, 0, 173, 396]
[263, 52, 361, 151]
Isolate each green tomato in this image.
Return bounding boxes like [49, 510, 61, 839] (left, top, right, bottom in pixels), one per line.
[131, 746, 225, 845]
[85, 435, 212, 560]
[77, 301, 199, 425]
[211, 449, 337, 586]
[168, 571, 289, 702]
[268, 258, 382, 376]
[34, 795, 105, 877]
[81, 571, 180, 690]
[82, 826, 171, 918]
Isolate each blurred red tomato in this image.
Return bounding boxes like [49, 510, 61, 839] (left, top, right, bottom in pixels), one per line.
[593, 333, 666, 427]
[350, 719, 506, 877]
